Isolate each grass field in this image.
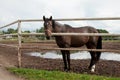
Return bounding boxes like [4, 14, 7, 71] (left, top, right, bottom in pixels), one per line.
[8, 68, 120, 80]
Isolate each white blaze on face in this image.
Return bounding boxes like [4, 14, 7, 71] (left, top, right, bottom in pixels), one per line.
[91, 64, 96, 72]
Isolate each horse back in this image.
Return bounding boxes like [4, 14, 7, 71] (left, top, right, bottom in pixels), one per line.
[55, 26, 99, 48]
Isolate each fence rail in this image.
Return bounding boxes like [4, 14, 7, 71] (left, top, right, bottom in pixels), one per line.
[21, 33, 120, 36]
[19, 17, 120, 22]
[0, 43, 18, 48]
[0, 20, 18, 29]
[0, 33, 18, 37]
[1, 17, 120, 29]
[20, 47, 120, 53]
[0, 33, 120, 37]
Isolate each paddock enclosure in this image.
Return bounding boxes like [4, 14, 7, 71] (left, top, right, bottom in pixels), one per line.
[0, 17, 120, 68]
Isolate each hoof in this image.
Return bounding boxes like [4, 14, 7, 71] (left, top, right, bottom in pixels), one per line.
[84, 68, 95, 73]
[64, 68, 70, 72]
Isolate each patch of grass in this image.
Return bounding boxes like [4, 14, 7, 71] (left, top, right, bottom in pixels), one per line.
[8, 68, 120, 80]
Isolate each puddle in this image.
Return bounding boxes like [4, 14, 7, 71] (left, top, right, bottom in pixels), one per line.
[26, 51, 120, 61]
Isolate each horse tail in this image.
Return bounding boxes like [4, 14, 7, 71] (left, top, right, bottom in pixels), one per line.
[97, 30, 102, 49]
[97, 36, 102, 49]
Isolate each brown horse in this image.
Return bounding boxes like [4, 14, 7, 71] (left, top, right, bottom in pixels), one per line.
[43, 16, 102, 72]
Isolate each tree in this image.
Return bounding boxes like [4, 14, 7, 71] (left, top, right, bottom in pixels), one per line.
[8, 28, 17, 34]
[23, 30, 30, 33]
[36, 27, 45, 40]
[97, 29, 109, 33]
[36, 27, 44, 33]
[98, 29, 117, 40]
[2, 28, 17, 34]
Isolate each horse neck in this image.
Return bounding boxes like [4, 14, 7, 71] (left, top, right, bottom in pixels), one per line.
[53, 21, 66, 32]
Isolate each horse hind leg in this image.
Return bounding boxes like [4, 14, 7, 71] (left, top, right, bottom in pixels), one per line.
[88, 51, 97, 72]
[91, 51, 101, 72]
[86, 44, 99, 72]
[88, 51, 101, 72]
[89, 36, 102, 72]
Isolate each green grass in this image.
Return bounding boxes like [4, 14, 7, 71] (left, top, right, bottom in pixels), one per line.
[8, 68, 120, 80]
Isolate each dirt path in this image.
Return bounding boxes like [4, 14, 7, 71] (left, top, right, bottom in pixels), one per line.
[0, 67, 24, 80]
[0, 55, 24, 80]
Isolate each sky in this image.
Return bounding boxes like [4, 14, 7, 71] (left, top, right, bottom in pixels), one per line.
[0, 0, 120, 33]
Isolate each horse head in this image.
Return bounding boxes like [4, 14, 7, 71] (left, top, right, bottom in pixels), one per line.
[43, 16, 53, 40]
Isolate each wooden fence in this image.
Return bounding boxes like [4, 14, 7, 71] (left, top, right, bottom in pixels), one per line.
[0, 17, 120, 67]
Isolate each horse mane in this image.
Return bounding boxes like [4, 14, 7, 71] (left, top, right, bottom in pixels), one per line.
[52, 20, 55, 28]
[52, 20, 72, 31]
[52, 20, 70, 28]
[64, 24, 72, 28]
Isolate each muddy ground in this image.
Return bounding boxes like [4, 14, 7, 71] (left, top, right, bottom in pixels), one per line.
[0, 42, 120, 77]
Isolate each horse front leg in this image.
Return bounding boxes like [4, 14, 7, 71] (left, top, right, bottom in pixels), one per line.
[61, 50, 67, 71]
[61, 50, 70, 71]
[67, 51, 70, 71]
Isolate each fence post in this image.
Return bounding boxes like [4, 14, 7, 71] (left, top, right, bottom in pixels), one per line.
[17, 20, 22, 68]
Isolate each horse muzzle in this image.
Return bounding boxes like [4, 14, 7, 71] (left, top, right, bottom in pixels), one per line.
[45, 30, 52, 40]
[46, 36, 50, 40]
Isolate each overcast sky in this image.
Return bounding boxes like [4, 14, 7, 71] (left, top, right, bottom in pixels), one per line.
[0, 0, 120, 33]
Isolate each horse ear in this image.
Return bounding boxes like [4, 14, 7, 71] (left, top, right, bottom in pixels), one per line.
[43, 16, 45, 21]
[50, 16, 52, 20]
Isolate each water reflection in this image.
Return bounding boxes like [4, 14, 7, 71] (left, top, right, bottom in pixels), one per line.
[26, 51, 120, 61]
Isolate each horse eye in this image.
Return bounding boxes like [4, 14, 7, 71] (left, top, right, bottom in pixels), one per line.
[47, 23, 49, 25]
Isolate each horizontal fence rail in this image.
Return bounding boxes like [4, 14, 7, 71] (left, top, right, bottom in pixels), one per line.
[0, 17, 120, 29]
[0, 43, 18, 48]
[19, 17, 120, 22]
[21, 33, 120, 36]
[1, 33, 120, 37]
[20, 47, 120, 53]
[0, 33, 18, 37]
